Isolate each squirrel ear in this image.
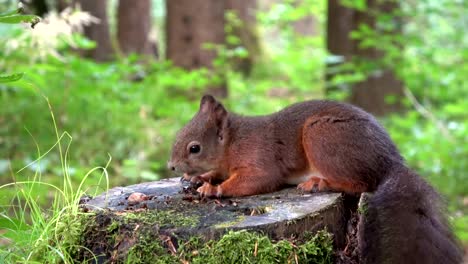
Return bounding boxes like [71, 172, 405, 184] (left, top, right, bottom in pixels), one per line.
[200, 95, 226, 118]
[199, 95, 227, 136]
[200, 95, 217, 113]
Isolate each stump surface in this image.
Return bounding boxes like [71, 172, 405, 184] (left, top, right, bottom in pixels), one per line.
[85, 177, 347, 244]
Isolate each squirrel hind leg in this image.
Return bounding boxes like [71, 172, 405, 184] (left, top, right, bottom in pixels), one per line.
[301, 117, 376, 193]
[297, 175, 367, 194]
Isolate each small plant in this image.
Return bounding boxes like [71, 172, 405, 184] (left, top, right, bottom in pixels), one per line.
[0, 98, 109, 263]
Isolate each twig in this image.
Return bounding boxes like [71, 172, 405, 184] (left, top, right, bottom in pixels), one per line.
[403, 87, 454, 141]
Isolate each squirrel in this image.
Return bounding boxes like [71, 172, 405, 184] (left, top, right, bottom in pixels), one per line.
[168, 95, 463, 263]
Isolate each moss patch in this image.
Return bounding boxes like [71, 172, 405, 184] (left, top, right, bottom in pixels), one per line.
[180, 230, 334, 264]
[121, 209, 200, 228]
[74, 211, 334, 263]
[214, 215, 246, 229]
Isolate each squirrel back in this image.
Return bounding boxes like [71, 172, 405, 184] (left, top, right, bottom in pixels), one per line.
[169, 95, 463, 263]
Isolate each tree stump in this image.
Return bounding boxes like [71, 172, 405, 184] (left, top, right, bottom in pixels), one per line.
[81, 177, 355, 262]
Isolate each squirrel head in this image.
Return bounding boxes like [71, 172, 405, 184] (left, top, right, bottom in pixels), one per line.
[168, 95, 228, 177]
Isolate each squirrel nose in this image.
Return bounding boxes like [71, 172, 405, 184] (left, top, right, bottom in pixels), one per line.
[167, 161, 176, 171]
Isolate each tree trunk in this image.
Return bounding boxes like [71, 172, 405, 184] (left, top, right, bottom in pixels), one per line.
[326, 0, 354, 57]
[166, 0, 227, 97]
[326, 0, 403, 116]
[349, 0, 404, 115]
[225, 0, 260, 75]
[117, 0, 157, 58]
[78, 0, 114, 62]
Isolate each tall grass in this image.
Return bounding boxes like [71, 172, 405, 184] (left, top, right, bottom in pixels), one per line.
[0, 97, 109, 263]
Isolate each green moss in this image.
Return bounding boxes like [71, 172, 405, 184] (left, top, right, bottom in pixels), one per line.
[76, 211, 333, 263]
[214, 215, 246, 228]
[125, 231, 178, 264]
[106, 219, 120, 232]
[150, 226, 328, 263]
[179, 230, 334, 264]
[358, 193, 371, 215]
[32, 211, 91, 262]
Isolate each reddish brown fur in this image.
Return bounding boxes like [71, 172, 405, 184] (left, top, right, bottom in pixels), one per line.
[168, 95, 463, 264]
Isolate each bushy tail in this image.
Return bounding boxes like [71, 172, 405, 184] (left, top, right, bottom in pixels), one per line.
[358, 165, 463, 264]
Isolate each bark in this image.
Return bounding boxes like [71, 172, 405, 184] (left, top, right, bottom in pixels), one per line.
[166, 0, 227, 97]
[117, 0, 156, 58]
[326, 0, 403, 116]
[77, 0, 114, 61]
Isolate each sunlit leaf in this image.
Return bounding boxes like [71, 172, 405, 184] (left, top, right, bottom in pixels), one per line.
[0, 73, 24, 83]
[0, 14, 41, 26]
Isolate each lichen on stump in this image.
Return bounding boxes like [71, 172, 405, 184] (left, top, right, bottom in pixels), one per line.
[78, 177, 351, 263]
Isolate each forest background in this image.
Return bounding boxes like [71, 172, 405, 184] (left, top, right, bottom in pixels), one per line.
[0, 0, 466, 260]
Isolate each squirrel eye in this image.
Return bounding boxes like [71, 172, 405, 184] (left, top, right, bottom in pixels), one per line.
[189, 144, 201, 154]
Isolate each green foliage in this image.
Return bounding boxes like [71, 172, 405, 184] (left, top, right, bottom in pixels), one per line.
[452, 215, 468, 242]
[385, 111, 467, 199]
[0, 7, 40, 25]
[326, 0, 468, 206]
[0, 13, 40, 25]
[256, 0, 327, 96]
[0, 0, 467, 256]
[0, 105, 109, 263]
[0, 55, 213, 184]
[0, 72, 23, 83]
[0, 7, 40, 84]
[253, 0, 327, 97]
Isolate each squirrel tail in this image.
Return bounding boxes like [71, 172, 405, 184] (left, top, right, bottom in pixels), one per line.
[358, 164, 463, 264]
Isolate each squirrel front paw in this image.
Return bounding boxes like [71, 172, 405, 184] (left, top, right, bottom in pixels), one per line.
[181, 173, 204, 185]
[197, 182, 221, 197]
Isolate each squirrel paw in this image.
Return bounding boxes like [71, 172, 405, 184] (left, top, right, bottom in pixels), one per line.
[297, 181, 318, 192]
[297, 177, 329, 192]
[181, 173, 205, 185]
[197, 182, 221, 197]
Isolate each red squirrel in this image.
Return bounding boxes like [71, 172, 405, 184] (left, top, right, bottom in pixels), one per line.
[168, 95, 463, 263]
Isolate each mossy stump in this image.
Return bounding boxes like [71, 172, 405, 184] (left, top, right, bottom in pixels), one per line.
[81, 177, 352, 263]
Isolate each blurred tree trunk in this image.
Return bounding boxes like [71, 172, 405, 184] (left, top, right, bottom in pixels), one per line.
[117, 0, 157, 58]
[225, 0, 261, 75]
[166, 0, 227, 97]
[350, 0, 403, 115]
[77, 0, 114, 61]
[326, 0, 403, 116]
[325, 0, 357, 101]
[327, 0, 354, 57]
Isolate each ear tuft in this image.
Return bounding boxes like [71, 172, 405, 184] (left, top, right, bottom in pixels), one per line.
[200, 94, 217, 113]
[199, 94, 227, 130]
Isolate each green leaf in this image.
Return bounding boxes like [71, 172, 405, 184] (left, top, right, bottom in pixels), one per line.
[0, 72, 24, 83]
[0, 14, 41, 26]
[70, 33, 96, 50]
